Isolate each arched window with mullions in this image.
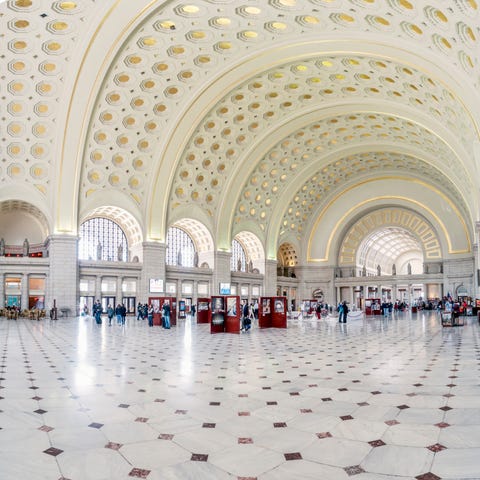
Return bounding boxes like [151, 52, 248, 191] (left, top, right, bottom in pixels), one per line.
[78, 217, 128, 261]
[166, 227, 196, 266]
[231, 238, 247, 272]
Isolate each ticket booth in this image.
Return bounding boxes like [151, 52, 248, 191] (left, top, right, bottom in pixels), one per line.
[148, 296, 177, 326]
[209, 295, 240, 334]
[259, 296, 287, 328]
[197, 298, 210, 324]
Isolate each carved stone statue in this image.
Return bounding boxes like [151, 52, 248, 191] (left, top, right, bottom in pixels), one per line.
[0, 238, 4, 256]
[96, 241, 102, 260]
[177, 250, 182, 266]
[193, 251, 199, 267]
[392, 264, 396, 275]
[23, 238, 29, 257]
[407, 262, 412, 275]
[237, 258, 242, 271]
[117, 244, 123, 261]
[377, 264, 381, 276]
[248, 260, 253, 273]
[362, 265, 366, 276]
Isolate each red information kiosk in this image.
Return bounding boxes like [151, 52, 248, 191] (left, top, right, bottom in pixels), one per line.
[365, 298, 381, 315]
[302, 299, 317, 315]
[196, 297, 210, 324]
[148, 296, 177, 326]
[210, 295, 240, 334]
[259, 296, 287, 328]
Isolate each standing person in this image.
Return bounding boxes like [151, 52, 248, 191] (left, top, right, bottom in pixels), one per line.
[115, 303, 122, 325]
[342, 300, 348, 323]
[93, 299, 102, 324]
[241, 300, 250, 331]
[137, 302, 142, 320]
[162, 301, 171, 329]
[147, 304, 154, 327]
[191, 304, 196, 317]
[121, 303, 127, 325]
[107, 304, 114, 326]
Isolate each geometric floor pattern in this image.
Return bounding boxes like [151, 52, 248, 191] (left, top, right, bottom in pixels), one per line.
[1, 311, 479, 479]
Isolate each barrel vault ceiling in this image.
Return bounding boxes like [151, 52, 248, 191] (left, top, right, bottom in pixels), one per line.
[1, 0, 479, 262]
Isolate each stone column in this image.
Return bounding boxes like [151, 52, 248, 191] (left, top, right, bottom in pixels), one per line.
[21, 273, 28, 310]
[46, 235, 79, 313]
[140, 242, 166, 301]
[212, 251, 232, 296]
[95, 275, 102, 302]
[0, 272, 4, 308]
[177, 279, 182, 300]
[116, 276, 123, 306]
[264, 259, 277, 296]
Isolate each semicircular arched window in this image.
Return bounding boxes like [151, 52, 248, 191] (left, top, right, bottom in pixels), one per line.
[78, 217, 128, 261]
[166, 227, 196, 267]
[231, 238, 247, 272]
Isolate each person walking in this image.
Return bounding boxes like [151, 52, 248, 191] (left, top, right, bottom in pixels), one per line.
[147, 304, 154, 327]
[107, 304, 114, 326]
[115, 303, 122, 325]
[162, 301, 171, 329]
[338, 300, 348, 323]
[93, 299, 102, 324]
[121, 303, 127, 325]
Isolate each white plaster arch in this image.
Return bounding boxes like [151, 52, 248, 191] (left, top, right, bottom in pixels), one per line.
[305, 178, 471, 265]
[148, 37, 480, 245]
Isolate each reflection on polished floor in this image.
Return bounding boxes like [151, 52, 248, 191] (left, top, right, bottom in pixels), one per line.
[0, 312, 479, 480]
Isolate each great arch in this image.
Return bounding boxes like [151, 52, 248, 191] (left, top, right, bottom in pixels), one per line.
[332, 206, 473, 307]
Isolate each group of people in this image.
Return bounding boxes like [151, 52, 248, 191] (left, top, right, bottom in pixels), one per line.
[88, 300, 128, 325]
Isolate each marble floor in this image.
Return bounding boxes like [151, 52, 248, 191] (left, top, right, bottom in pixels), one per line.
[0, 311, 479, 480]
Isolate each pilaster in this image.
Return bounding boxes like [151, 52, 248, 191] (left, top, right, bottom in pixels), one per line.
[264, 259, 277, 296]
[140, 242, 166, 301]
[212, 251, 231, 295]
[46, 235, 78, 313]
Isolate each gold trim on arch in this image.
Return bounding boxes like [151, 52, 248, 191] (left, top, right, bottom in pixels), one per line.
[307, 179, 471, 262]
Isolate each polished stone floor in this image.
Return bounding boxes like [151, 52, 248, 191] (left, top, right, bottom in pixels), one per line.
[0, 311, 479, 480]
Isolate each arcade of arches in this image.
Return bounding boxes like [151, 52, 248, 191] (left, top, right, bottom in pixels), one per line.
[0, 0, 479, 311]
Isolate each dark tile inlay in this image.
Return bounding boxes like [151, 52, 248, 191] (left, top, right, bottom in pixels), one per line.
[369, 439, 386, 447]
[273, 422, 287, 428]
[415, 473, 441, 480]
[89, 422, 104, 429]
[238, 437, 253, 444]
[344, 465, 365, 476]
[427, 443, 447, 452]
[284, 452, 302, 461]
[105, 442, 123, 450]
[128, 468, 151, 478]
[316, 432, 332, 439]
[191, 453, 208, 462]
[38, 425, 54, 432]
[43, 447, 63, 457]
